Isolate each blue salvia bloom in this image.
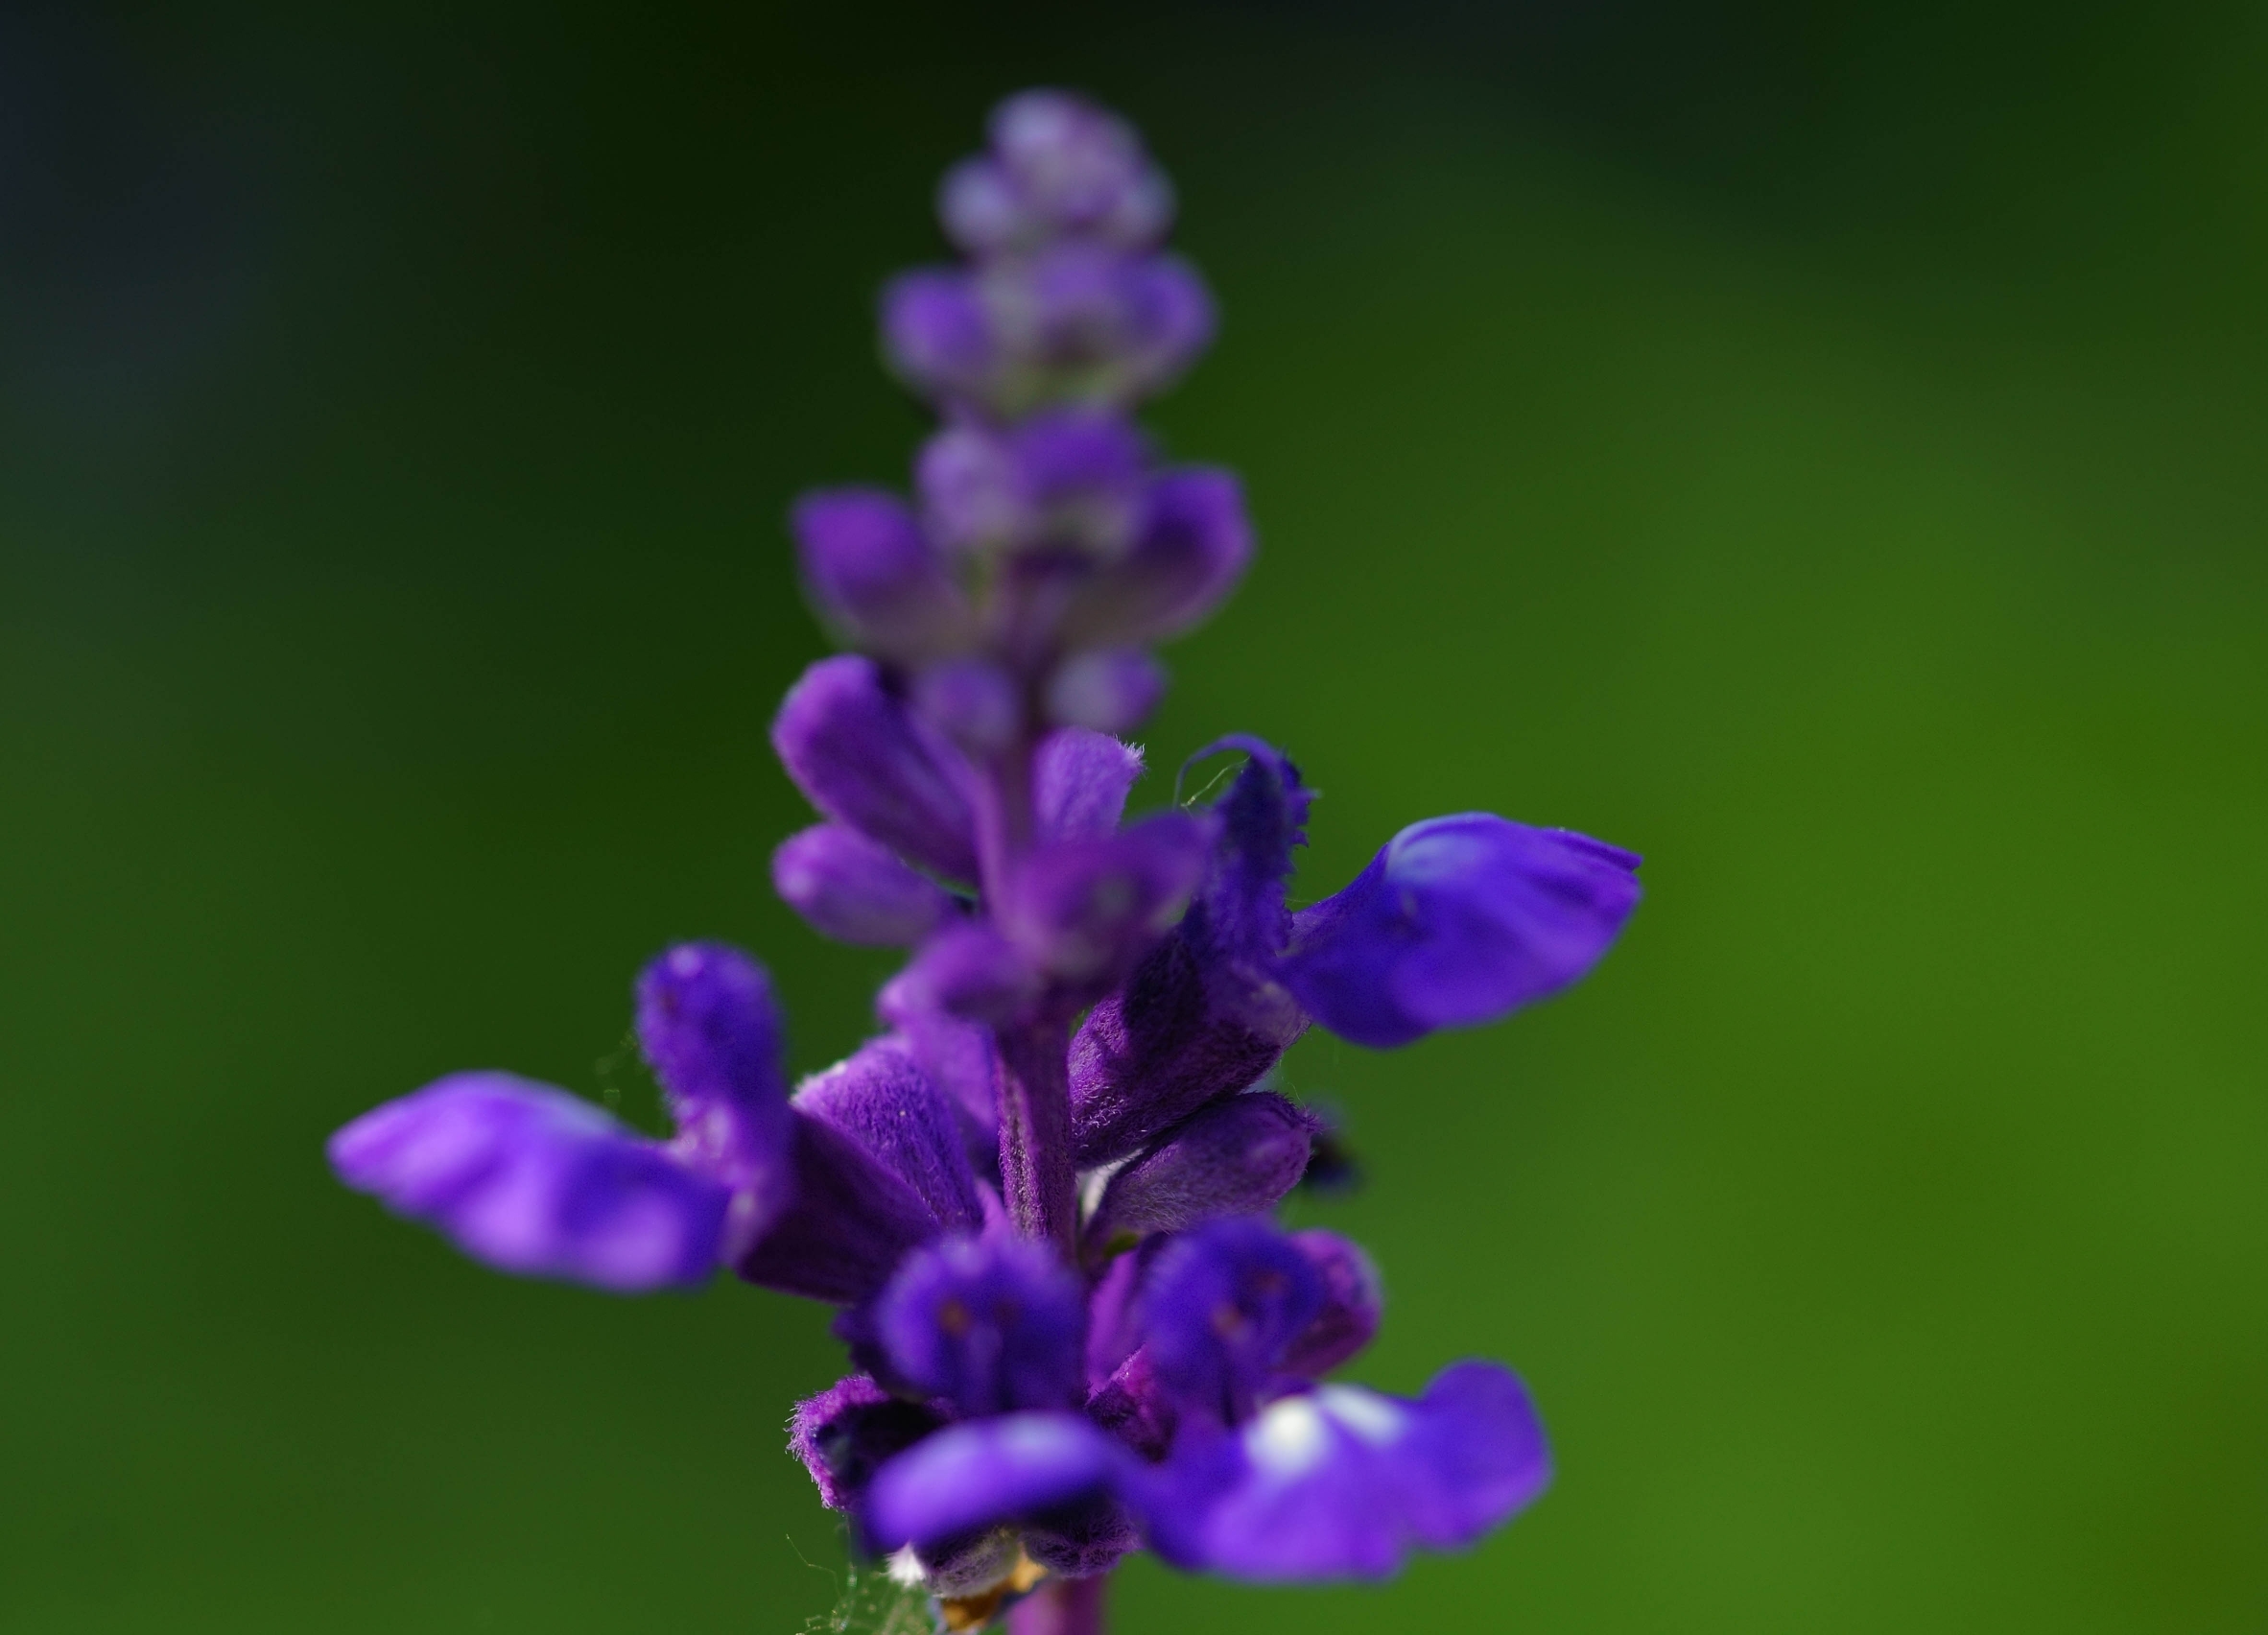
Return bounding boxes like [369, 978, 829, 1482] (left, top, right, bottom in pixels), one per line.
[328, 88, 1640, 1633]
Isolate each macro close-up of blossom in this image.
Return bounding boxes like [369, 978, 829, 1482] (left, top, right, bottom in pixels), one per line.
[324, 89, 1642, 1633]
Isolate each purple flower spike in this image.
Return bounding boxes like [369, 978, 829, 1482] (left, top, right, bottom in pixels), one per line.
[772, 823, 958, 947]
[791, 487, 969, 660]
[1281, 815, 1642, 1049]
[1144, 1217, 1326, 1423]
[1084, 1092, 1314, 1256]
[1279, 1230, 1384, 1379]
[864, 1411, 1132, 1554]
[790, 1373, 946, 1512]
[872, 1235, 1086, 1416]
[1063, 468, 1252, 649]
[329, 1074, 730, 1292]
[1047, 648, 1165, 733]
[1001, 812, 1214, 996]
[334, 88, 1632, 1614]
[771, 654, 980, 885]
[1146, 1362, 1552, 1581]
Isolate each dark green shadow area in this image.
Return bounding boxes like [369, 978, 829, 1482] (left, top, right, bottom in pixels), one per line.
[3, 3, 2262, 1631]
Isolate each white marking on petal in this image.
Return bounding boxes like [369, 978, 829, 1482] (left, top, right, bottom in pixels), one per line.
[1000, 1415, 1074, 1459]
[1246, 1394, 1330, 1478]
[1317, 1385, 1406, 1447]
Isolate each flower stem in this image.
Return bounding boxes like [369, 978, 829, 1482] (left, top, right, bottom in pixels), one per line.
[1006, 1574, 1107, 1635]
[973, 726, 1080, 1262]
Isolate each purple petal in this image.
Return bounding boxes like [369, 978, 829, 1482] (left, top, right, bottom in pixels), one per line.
[1145, 1362, 1551, 1580]
[329, 1073, 729, 1292]
[1279, 815, 1642, 1050]
[773, 824, 957, 948]
[633, 943, 795, 1244]
[863, 1412, 1131, 1553]
[1142, 1218, 1325, 1424]
[790, 487, 969, 659]
[792, 1038, 984, 1235]
[1083, 1092, 1313, 1257]
[871, 1235, 1086, 1417]
[999, 812, 1213, 997]
[789, 1373, 946, 1512]
[771, 654, 980, 884]
[1278, 1230, 1383, 1379]
[1082, 1246, 1147, 1387]
[733, 1112, 942, 1304]
[1034, 726, 1144, 843]
[1180, 739, 1309, 1018]
[1062, 468, 1251, 648]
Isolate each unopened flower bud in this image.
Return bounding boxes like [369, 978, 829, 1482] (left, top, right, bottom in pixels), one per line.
[772, 824, 957, 947]
[912, 656, 1023, 757]
[791, 488, 969, 660]
[771, 655, 980, 884]
[1001, 813, 1213, 998]
[1047, 647, 1165, 733]
[1083, 1091, 1313, 1255]
[1062, 468, 1251, 647]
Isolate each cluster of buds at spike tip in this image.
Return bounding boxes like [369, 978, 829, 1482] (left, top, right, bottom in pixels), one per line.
[326, 90, 1642, 1635]
[793, 93, 1241, 776]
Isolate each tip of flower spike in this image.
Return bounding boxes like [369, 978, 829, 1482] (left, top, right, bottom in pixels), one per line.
[937, 89, 1176, 255]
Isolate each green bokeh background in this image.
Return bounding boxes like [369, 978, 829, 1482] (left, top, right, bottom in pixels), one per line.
[5, 4, 2264, 1630]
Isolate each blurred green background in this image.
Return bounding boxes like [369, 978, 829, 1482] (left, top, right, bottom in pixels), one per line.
[5, 2, 2264, 1630]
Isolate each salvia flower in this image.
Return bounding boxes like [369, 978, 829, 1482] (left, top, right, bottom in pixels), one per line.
[328, 88, 1641, 1634]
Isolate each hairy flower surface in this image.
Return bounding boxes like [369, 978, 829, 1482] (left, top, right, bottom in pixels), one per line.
[328, 88, 1641, 1635]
